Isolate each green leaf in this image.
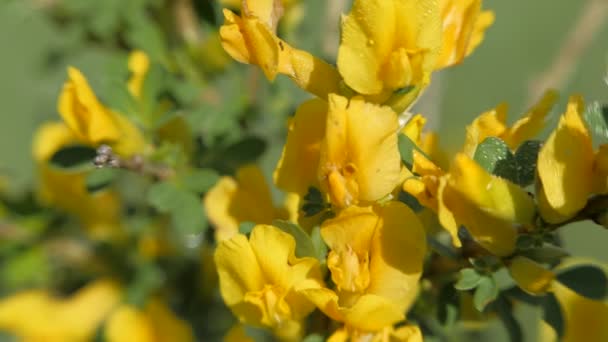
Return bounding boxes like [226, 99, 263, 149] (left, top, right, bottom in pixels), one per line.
[513, 140, 542, 187]
[147, 182, 207, 235]
[455, 268, 483, 290]
[515, 234, 537, 250]
[85, 168, 119, 193]
[49, 145, 97, 171]
[495, 295, 523, 342]
[125, 263, 165, 307]
[520, 244, 569, 264]
[556, 264, 608, 300]
[542, 293, 565, 339]
[310, 226, 328, 262]
[437, 283, 459, 326]
[398, 134, 419, 169]
[302, 334, 325, 342]
[272, 220, 316, 259]
[473, 276, 498, 311]
[584, 101, 608, 145]
[239, 221, 256, 235]
[181, 168, 219, 193]
[473, 137, 517, 182]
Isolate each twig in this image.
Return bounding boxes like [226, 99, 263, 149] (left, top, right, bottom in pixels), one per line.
[528, 0, 608, 104]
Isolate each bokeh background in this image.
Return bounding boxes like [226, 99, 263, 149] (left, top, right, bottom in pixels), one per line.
[0, 0, 607, 341]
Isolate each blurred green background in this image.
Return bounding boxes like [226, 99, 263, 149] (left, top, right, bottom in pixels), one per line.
[0, 1, 606, 341]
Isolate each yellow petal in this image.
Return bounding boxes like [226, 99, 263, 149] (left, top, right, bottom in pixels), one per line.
[436, 0, 494, 69]
[319, 95, 401, 208]
[224, 324, 255, 342]
[503, 90, 558, 149]
[145, 299, 195, 342]
[338, 0, 442, 95]
[367, 202, 426, 313]
[300, 288, 404, 331]
[449, 154, 535, 223]
[537, 96, 594, 223]
[402, 114, 427, 146]
[442, 179, 517, 256]
[437, 176, 462, 248]
[274, 99, 327, 195]
[462, 103, 508, 157]
[220, 10, 341, 99]
[215, 234, 265, 311]
[205, 165, 278, 241]
[508, 256, 555, 295]
[242, 0, 283, 32]
[58, 67, 145, 156]
[105, 306, 155, 342]
[127, 50, 150, 98]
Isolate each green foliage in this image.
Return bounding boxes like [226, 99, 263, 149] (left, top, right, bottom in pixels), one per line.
[272, 220, 317, 259]
[542, 293, 565, 339]
[584, 101, 608, 146]
[473, 137, 541, 187]
[473, 276, 498, 312]
[556, 264, 608, 300]
[86, 168, 120, 193]
[147, 181, 207, 235]
[49, 145, 97, 171]
[454, 268, 483, 290]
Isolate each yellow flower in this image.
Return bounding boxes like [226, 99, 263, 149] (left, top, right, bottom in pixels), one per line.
[224, 324, 255, 342]
[508, 256, 555, 295]
[220, 6, 341, 99]
[328, 324, 423, 342]
[204, 165, 292, 241]
[537, 95, 595, 223]
[318, 95, 401, 208]
[128, 50, 151, 99]
[337, 0, 442, 97]
[436, 0, 494, 69]
[301, 202, 426, 332]
[58, 67, 145, 156]
[0, 279, 121, 341]
[274, 95, 401, 210]
[439, 153, 535, 256]
[214, 224, 323, 338]
[463, 90, 558, 156]
[105, 299, 194, 342]
[33, 122, 122, 239]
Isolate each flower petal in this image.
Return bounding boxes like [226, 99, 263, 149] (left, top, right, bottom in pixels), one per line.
[274, 99, 327, 195]
[537, 96, 594, 223]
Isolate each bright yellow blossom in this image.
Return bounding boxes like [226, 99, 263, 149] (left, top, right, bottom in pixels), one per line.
[338, 0, 441, 97]
[204, 165, 292, 241]
[537, 96, 595, 223]
[105, 299, 194, 342]
[33, 122, 122, 239]
[329, 324, 423, 342]
[0, 279, 121, 341]
[220, 5, 341, 99]
[58, 67, 145, 156]
[319, 95, 401, 208]
[301, 202, 426, 332]
[215, 224, 324, 339]
[436, 0, 494, 69]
